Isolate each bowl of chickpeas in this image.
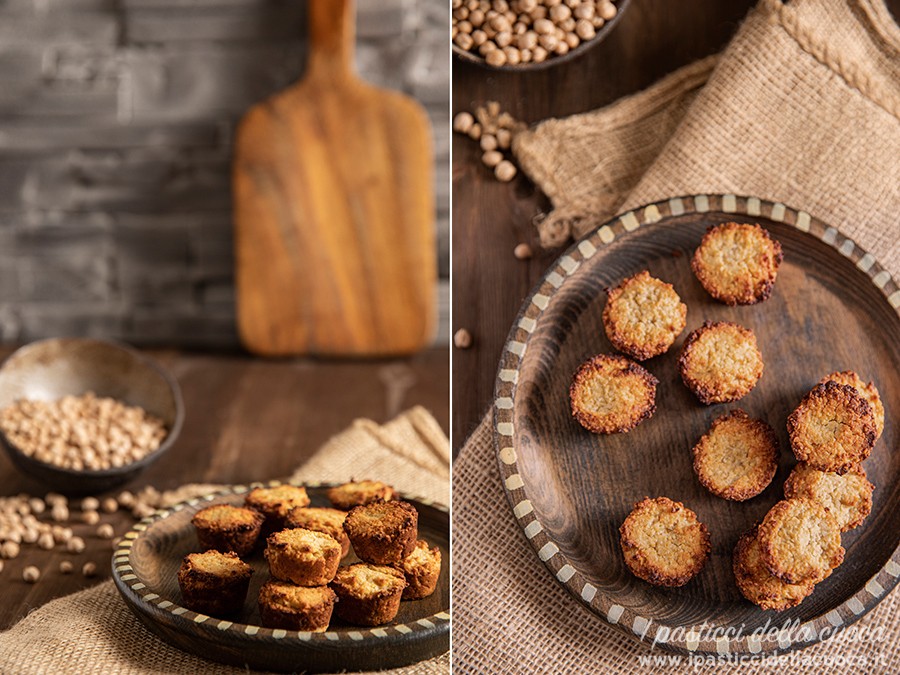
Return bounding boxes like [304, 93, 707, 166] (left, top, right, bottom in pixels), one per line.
[452, 0, 629, 70]
[0, 338, 184, 494]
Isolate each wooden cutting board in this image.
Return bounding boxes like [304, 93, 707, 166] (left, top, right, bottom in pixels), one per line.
[233, 0, 436, 357]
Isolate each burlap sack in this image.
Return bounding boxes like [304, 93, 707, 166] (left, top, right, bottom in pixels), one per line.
[454, 0, 900, 672]
[0, 406, 450, 675]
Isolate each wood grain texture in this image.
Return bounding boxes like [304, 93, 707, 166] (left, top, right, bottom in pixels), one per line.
[114, 484, 449, 673]
[235, 0, 436, 357]
[0, 347, 448, 630]
[493, 196, 900, 655]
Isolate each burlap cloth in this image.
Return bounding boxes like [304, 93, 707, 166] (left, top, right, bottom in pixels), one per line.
[0, 406, 450, 675]
[454, 0, 900, 672]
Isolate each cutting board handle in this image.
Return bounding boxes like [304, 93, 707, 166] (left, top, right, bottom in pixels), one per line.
[307, 0, 355, 81]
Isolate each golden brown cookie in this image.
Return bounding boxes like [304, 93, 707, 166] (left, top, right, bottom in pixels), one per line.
[678, 321, 764, 404]
[787, 381, 876, 474]
[245, 484, 311, 534]
[191, 504, 264, 557]
[619, 497, 710, 587]
[394, 540, 442, 600]
[265, 527, 342, 586]
[286, 507, 350, 557]
[758, 498, 844, 584]
[691, 222, 783, 305]
[331, 563, 407, 626]
[177, 550, 252, 617]
[784, 462, 874, 532]
[327, 480, 395, 510]
[343, 500, 418, 564]
[819, 370, 884, 440]
[257, 580, 336, 632]
[692, 410, 779, 501]
[733, 525, 815, 611]
[569, 354, 658, 434]
[602, 270, 687, 361]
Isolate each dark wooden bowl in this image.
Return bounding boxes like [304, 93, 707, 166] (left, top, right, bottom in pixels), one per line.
[0, 338, 184, 494]
[113, 482, 449, 673]
[453, 0, 631, 72]
[493, 195, 900, 656]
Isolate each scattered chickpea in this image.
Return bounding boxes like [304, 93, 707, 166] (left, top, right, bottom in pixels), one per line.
[101, 498, 118, 514]
[51, 505, 69, 522]
[495, 160, 518, 182]
[454, 112, 474, 134]
[0, 560, 4, 573]
[23, 566, 40, 583]
[514, 243, 534, 260]
[37, 532, 55, 550]
[82, 562, 97, 578]
[482, 150, 504, 168]
[496, 128, 512, 150]
[1, 541, 20, 559]
[454, 329, 474, 349]
[82, 510, 100, 525]
[54, 527, 73, 544]
[67, 537, 86, 554]
[467, 123, 482, 140]
[59, 560, 74, 574]
[480, 134, 498, 152]
[22, 528, 38, 544]
[28, 498, 45, 515]
[117, 491, 135, 509]
[81, 497, 99, 512]
[97, 524, 115, 540]
[45, 493, 65, 507]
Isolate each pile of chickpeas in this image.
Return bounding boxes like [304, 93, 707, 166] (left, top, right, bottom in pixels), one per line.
[452, 0, 619, 67]
[0, 488, 164, 584]
[0, 393, 167, 472]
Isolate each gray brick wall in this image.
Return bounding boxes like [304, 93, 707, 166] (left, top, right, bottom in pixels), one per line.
[0, 0, 449, 349]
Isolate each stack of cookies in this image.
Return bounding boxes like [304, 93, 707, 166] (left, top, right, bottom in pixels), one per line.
[177, 480, 442, 631]
[567, 221, 885, 611]
[733, 370, 881, 610]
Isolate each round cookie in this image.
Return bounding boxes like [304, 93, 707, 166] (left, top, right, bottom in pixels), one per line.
[602, 270, 687, 361]
[733, 525, 815, 611]
[678, 321, 764, 405]
[787, 381, 876, 474]
[619, 497, 710, 587]
[692, 410, 779, 501]
[569, 354, 658, 434]
[784, 462, 874, 532]
[758, 498, 844, 584]
[819, 370, 884, 440]
[691, 222, 783, 305]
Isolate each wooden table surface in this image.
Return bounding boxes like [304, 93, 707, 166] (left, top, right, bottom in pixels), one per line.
[0, 347, 448, 630]
[450, 0, 900, 452]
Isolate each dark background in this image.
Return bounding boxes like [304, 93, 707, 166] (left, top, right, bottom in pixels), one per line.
[451, 0, 900, 453]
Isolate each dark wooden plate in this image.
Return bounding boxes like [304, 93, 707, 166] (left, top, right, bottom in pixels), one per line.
[112, 482, 449, 673]
[493, 195, 900, 656]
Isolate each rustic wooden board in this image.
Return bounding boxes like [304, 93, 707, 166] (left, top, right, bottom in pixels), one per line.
[113, 483, 449, 673]
[493, 195, 900, 655]
[234, 0, 436, 356]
